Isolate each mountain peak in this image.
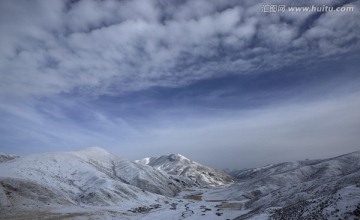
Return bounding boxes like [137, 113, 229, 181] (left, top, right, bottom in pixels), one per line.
[168, 153, 187, 161]
[136, 153, 234, 187]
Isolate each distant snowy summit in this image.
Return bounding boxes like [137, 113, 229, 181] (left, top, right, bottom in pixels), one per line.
[136, 153, 234, 187]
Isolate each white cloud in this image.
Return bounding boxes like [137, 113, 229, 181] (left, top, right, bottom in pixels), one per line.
[304, 3, 360, 56]
[0, 0, 359, 99]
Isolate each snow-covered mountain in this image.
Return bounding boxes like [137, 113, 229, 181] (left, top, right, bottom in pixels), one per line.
[222, 151, 360, 219]
[0, 147, 183, 215]
[136, 153, 234, 187]
[1, 148, 359, 219]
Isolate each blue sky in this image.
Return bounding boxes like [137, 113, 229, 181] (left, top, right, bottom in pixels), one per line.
[0, 0, 359, 169]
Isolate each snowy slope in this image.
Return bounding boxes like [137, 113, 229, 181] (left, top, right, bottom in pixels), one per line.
[68, 147, 182, 197]
[136, 153, 234, 187]
[0, 147, 182, 214]
[223, 151, 360, 219]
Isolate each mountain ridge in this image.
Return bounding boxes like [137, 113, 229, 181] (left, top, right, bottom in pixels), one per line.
[223, 150, 360, 219]
[136, 153, 234, 187]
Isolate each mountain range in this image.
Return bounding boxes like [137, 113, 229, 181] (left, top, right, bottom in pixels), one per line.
[0, 148, 359, 219]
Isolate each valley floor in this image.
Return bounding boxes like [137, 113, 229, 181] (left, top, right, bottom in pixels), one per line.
[1, 185, 261, 220]
[3, 179, 360, 220]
